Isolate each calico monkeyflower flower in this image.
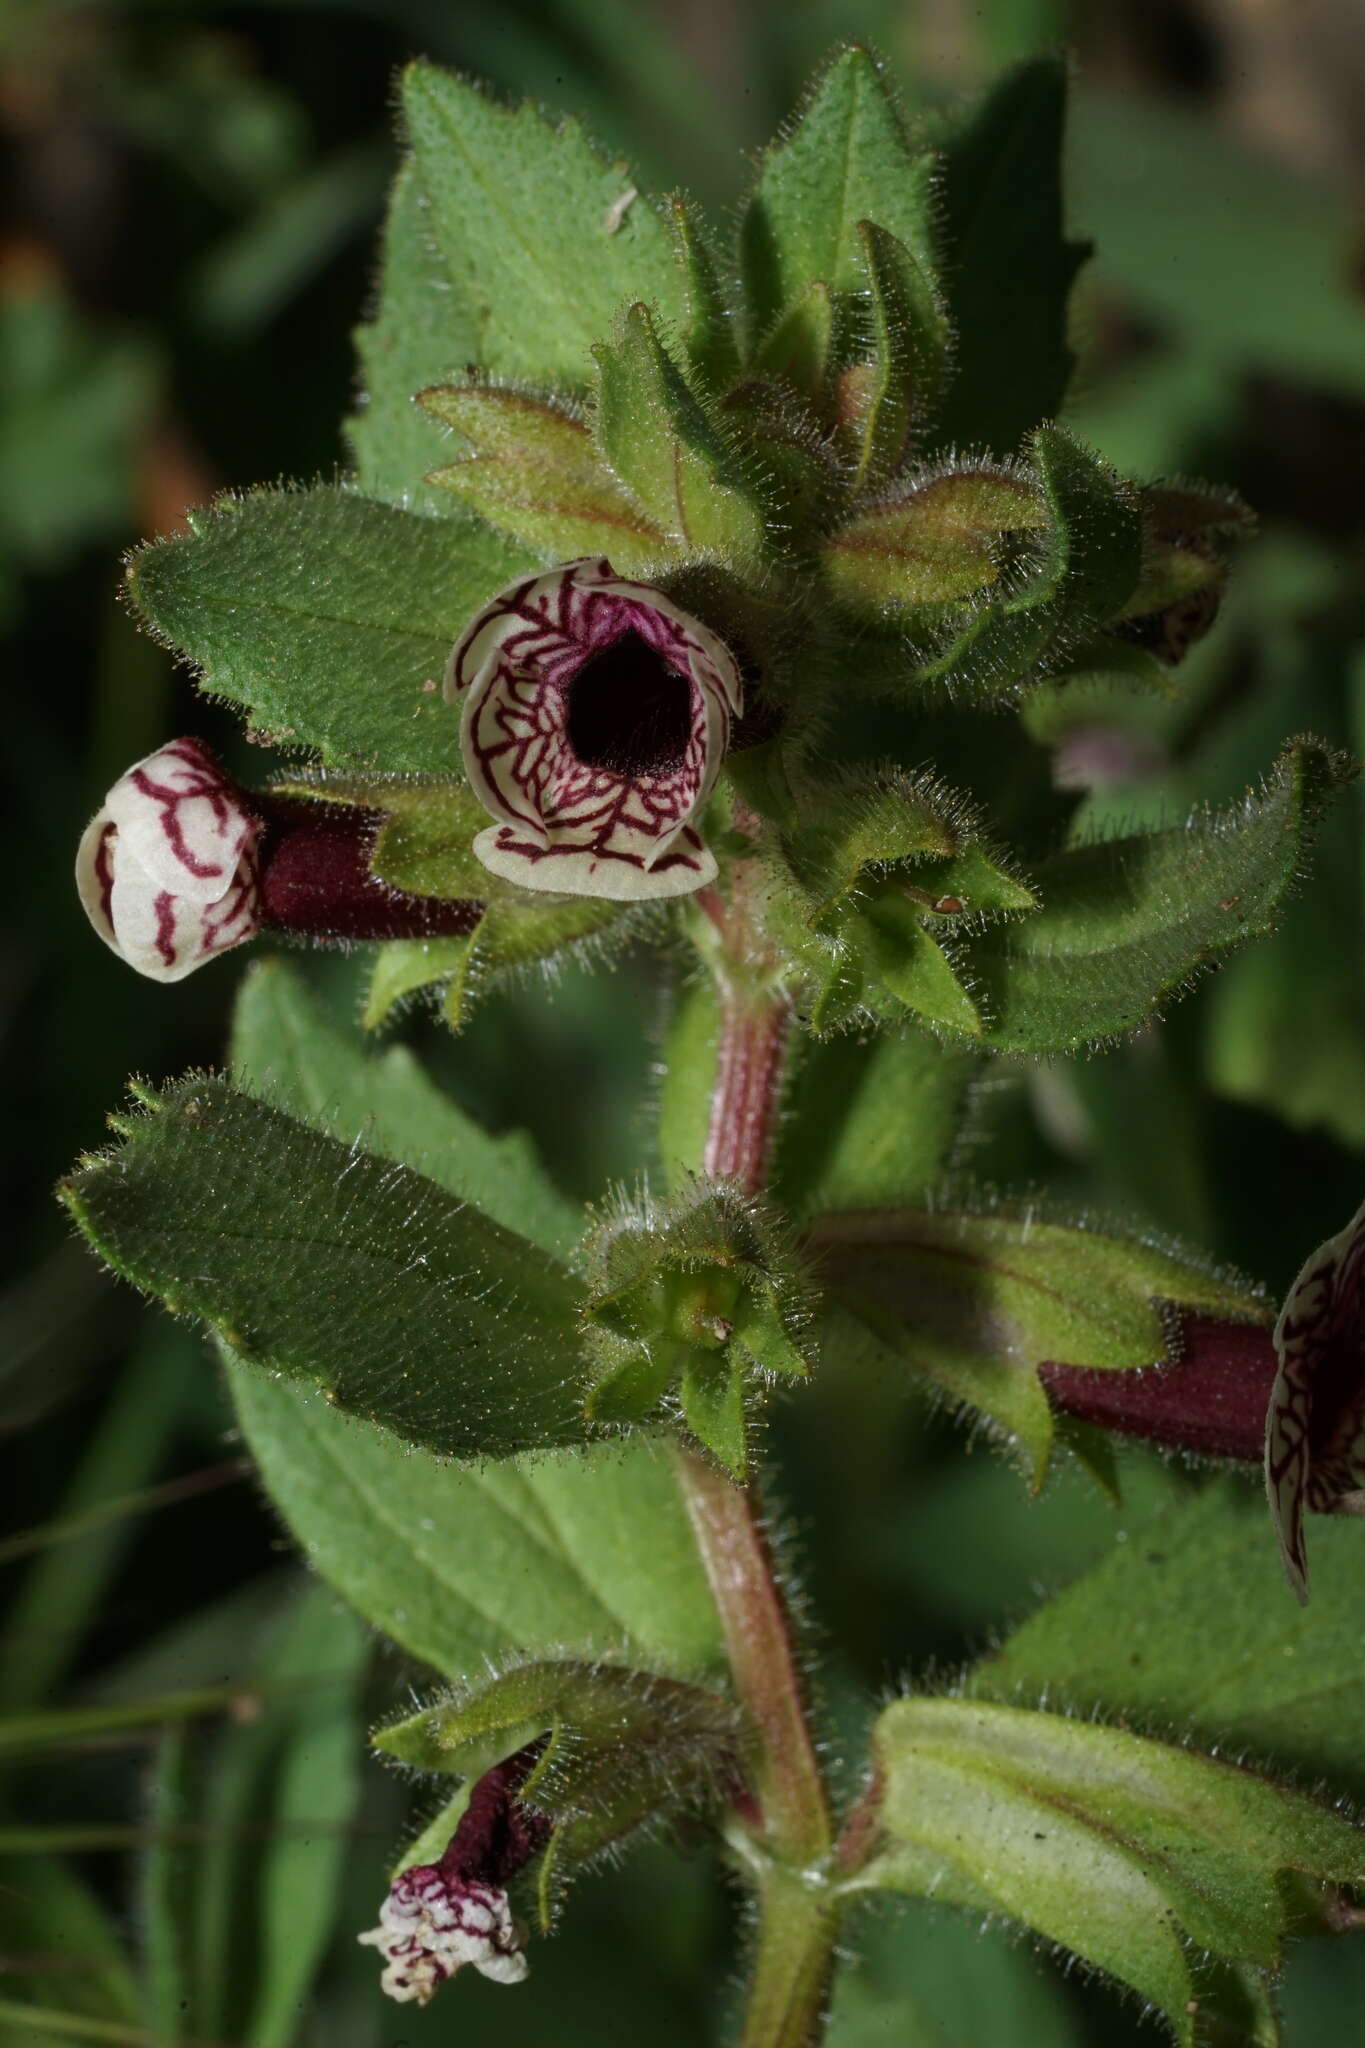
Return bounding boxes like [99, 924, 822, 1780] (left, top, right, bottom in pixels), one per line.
[448, 557, 742, 901]
[357, 1864, 528, 2002]
[75, 738, 261, 982]
[1265, 1196, 1365, 1602]
[360, 1743, 551, 2008]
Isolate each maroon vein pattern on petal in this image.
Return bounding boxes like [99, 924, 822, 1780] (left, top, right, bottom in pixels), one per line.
[447, 557, 741, 901]
[1266, 1194, 1365, 1601]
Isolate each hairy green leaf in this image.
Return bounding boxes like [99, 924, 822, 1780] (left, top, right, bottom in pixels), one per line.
[848, 223, 950, 491]
[228, 1367, 724, 1679]
[62, 1077, 591, 1460]
[593, 302, 768, 557]
[127, 486, 529, 769]
[741, 46, 937, 338]
[775, 1031, 979, 1217]
[972, 1481, 1365, 1798]
[421, 381, 670, 569]
[860, 1697, 1361, 2047]
[810, 1205, 1265, 1483]
[966, 741, 1355, 1053]
[346, 160, 477, 515]
[233, 959, 582, 1256]
[402, 62, 683, 385]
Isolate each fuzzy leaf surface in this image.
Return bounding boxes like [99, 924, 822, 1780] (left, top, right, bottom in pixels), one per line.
[402, 62, 683, 385]
[972, 1481, 1365, 1797]
[422, 381, 669, 569]
[966, 741, 1354, 1053]
[233, 959, 581, 1256]
[931, 56, 1089, 454]
[128, 486, 529, 770]
[228, 1368, 724, 1680]
[346, 160, 478, 514]
[862, 1697, 1361, 2047]
[849, 222, 950, 491]
[810, 1206, 1266, 1483]
[823, 467, 1044, 611]
[594, 302, 768, 556]
[224, 976, 723, 1679]
[741, 46, 936, 336]
[62, 1077, 591, 1459]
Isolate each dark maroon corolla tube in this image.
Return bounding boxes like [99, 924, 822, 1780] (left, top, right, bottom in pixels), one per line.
[254, 795, 483, 943]
[1040, 1312, 1278, 1463]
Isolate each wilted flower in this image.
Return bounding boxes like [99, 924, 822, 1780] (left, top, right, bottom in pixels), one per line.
[75, 738, 261, 983]
[1266, 1196, 1365, 1602]
[447, 556, 742, 901]
[360, 1742, 551, 2008]
[357, 1864, 528, 2003]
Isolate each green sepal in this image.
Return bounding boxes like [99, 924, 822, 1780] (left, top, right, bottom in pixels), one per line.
[752, 281, 835, 402]
[1022, 423, 1145, 626]
[774, 765, 1034, 1038]
[400, 62, 683, 387]
[740, 45, 937, 338]
[811, 1202, 1266, 1485]
[61, 1077, 595, 1463]
[419, 381, 671, 570]
[822, 465, 1044, 613]
[667, 196, 741, 392]
[856, 1696, 1363, 2048]
[679, 1349, 750, 1480]
[266, 775, 633, 1032]
[374, 1658, 740, 1921]
[846, 221, 950, 491]
[580, 1179, 817, 1475]
[593, 302, 769, 558]
[855, 896, 983, 1036]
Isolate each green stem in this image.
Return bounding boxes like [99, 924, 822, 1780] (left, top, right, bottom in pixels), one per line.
[680, 875, 840, 2044]
[739, 1868, 840, 2048]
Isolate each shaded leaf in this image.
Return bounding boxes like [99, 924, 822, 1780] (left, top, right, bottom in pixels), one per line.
[860, 1697, 1361, 2048]
[810, 1204, 1266, 1484]
[965, 741, 1355, 1053]
[62, 1077, 591, 1461]
[931, 56, 1088, 453]
[971, 1480, 1365, 1799]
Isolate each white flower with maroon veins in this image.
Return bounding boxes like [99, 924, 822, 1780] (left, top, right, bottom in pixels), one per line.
[1266, 1193, 1365, 1602]
[357, 1863, 529, 2004]
[75, 738, 261, 982]
[447, 557, 743, 900]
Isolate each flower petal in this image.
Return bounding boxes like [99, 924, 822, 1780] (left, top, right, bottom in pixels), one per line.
[448, 558, 740, 899]
[1266, 1194, 1365, 1601]
[104, 737, 258, 905]
[358, 1866, 528, 2004]
[107, 841, 261, 983]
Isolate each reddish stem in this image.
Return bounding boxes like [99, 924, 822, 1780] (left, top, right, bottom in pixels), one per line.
[704, 994, 791, 1191]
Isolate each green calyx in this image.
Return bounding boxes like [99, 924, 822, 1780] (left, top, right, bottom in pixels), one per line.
[581, 1179, 817, 1477]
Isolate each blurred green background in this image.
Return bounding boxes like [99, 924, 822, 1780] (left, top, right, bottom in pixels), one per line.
[3, 0, 1365, 2042]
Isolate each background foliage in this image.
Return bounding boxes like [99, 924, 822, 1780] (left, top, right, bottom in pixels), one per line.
[4, 0, 1365, 2041]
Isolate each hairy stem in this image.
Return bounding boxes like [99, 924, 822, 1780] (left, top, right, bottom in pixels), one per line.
[679, 874, 838, 2044]
[739, 1868, 840, 2048]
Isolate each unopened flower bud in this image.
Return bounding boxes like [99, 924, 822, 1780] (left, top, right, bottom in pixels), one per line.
[76, 743, 484, 981]
[75, 738, 261, 983]
[447, 556, 742, 901]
